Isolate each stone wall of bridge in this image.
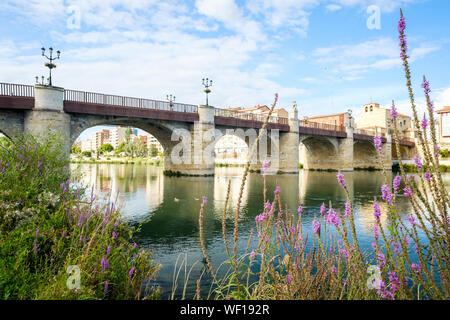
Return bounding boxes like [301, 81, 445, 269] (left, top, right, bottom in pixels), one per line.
[0, 84, 408, 175]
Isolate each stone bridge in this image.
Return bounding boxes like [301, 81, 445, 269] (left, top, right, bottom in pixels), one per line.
[0, 83, 416, 175]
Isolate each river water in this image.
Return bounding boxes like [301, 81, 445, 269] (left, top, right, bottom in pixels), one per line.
[70, 163, 450, 299]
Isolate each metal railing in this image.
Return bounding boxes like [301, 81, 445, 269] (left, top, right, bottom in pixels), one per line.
[64, 89, 198, 113]
[0, 83, 34, 97]
[299, 120, 345, 132]
[354, 128, 386, 137]
[215, 108, 289, 125]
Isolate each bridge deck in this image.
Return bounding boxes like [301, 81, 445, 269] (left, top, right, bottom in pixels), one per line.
[0, 82, 415, 146]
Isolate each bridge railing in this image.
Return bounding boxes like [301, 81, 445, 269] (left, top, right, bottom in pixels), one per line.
[214, 108, 289, 125]
[0, 83, 34, 97]
[64, 89, 198, 113]
[298, 120, 346, 132]
[354, 128, 386, 137]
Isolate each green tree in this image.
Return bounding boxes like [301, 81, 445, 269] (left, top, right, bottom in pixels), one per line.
[149, 144, 159, 157]
[82, 150, 92, 157]
[71, 145, 81, 154]
[124, 127, 133, 143]
[97, 143, 114, 156]
[114, 142, 126, 156]
[124, 137, 146, 158]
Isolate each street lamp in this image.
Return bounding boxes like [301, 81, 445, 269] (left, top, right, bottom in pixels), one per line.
[202, 77, 213, 106]
[35, 75, 47, 85]
[167, 94, 176, 111]
[41, 47, 61, 86]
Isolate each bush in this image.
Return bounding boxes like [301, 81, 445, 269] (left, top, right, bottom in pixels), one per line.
[0, 134, 160, 299]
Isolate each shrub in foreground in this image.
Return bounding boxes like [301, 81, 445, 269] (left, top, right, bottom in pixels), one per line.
[0, 134, 160, 299]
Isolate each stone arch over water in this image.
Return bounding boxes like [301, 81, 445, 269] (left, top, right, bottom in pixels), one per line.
[299, 135, 339, 170]
[353, 140, 379, 169]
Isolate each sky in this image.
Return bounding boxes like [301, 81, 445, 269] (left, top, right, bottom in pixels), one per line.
[0, 0, 449, 141]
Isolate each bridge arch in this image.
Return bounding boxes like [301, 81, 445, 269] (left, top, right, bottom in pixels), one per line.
[70, 114, 195, 172]
[0, 110, 24, 141]
[353, 140, 379, 169]
[299, 135, 339, 170]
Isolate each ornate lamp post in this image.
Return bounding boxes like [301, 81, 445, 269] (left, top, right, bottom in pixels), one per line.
[202, 77, 212, 106]
[41, 47, 61, 86]
[167, 94, 176, 111]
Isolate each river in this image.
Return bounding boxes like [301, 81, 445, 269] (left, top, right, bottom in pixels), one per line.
[70, 163, 450, 299]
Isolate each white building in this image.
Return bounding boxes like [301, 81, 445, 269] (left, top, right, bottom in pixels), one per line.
[110, 126, 128, 149]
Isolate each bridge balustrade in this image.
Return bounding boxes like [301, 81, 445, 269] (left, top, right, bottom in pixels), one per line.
[214, 108, 288, 125]
[0, 83, 34, 97]
[64, 89, 198, 113]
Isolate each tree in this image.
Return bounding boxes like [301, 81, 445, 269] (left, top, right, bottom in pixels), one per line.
[114, 142, 126, 156]
[71, 145, 81, 154]
[82, 151, 92, 157]
[97, 143, 114, 156]
[149, 144, 159, 157]
[124, 137, 146, 158]
[124, 127, 133, 143]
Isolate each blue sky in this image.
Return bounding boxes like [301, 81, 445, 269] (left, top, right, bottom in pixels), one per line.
[0, 0, 449, 141]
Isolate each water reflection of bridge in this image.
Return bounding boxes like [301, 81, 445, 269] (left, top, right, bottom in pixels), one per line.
[72, 164, 427, 237]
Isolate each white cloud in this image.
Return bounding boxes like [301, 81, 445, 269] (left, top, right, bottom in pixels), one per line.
[326, 4, 342, 11]
[313, 37, 440, 79]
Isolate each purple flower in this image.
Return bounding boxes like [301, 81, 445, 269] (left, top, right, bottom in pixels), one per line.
[381, 184, 393, 206]
[249, 251, 256, 259]
[391, 103, 398, 120]
[421, 118, 428, 129]
[104, 281, 109, 296]
[392, 242, 401, 255]
[422, 79, 431, 94]
[133, 242, 137, 248]
[274, 186, 280, 195]
[36, 228, 39, 238]
[129, 267, 135, 278]
[413, 155, 422, 171]
[373, 136, 383, 152]
[371, 224, 379, 240]
[377, 253, 386, 269]
[101, 257, 107, 272]
[106, 245, 111, 255]
[336, 172, 346, 188]
[424, 171, 431, 181]
[202, 196, 207, 206]
[320, 203, 326, 215]
[411, 263, 421, 274]
[297, 205, 303, 214]
[286, 274, 293, 285]
[372, 201, 381, 222]
[312, 219, 320, 234]
[112, 231, 117, 239]
[344, 201, 351, 217]
[393, 175, 402, 193]
[340, 249, 349, 259]
[403, 186, 413, 198]
[388, 271, 400, 292]
[262, 160, 269, 171]
[264, 201, 272, 212]
[407, 215, 416, 226]
[324, 208, 340, 227]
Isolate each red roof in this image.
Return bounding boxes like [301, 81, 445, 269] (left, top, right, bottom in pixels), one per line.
[437, 106, 450, 113]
